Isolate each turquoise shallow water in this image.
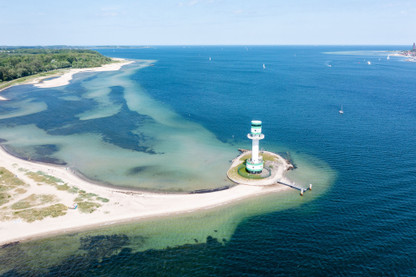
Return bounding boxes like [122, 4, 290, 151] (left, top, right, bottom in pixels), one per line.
[0, 46, 416, 276]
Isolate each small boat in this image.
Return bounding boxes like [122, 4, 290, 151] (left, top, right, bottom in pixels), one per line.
[339, 105, 344, 114]
[387, 55, 390, 60]
[367, 61, 371, 65]
[262, 63, 266, 69]
[209, 57, 212, 61]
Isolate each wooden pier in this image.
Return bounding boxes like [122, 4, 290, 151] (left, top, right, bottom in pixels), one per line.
[277, 181, 312, 196]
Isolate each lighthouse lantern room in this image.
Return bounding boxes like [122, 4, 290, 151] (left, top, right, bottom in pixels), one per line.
[246, 120, 265, 174]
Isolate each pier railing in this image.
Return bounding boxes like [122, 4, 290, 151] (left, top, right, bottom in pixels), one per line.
[277, 181, 312, 196]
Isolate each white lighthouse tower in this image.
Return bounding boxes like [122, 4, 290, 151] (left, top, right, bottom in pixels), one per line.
[246, 120, 265, 174]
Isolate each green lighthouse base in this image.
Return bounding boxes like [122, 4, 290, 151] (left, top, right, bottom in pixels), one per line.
[227, 151, 293, 186]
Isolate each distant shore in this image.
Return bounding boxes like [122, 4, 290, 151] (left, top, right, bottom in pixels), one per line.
[389, 52, 416, 62]
[0, 145, 293, 247]
[0, 58, 133, 100]
[33, 58, 134, 88]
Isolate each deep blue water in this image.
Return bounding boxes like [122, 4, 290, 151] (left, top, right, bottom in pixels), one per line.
[1, 46, 416, 276]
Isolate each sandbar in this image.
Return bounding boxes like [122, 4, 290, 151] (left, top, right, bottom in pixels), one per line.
[0, 147, 292, 246]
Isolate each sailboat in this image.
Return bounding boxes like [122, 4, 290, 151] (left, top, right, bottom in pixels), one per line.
[209, 57, 212, 61]
[262, 63, 266, 69]
[339, 105, 344, 114]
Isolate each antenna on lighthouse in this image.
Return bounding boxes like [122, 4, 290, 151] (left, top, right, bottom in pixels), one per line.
[246, 120, 265, 174]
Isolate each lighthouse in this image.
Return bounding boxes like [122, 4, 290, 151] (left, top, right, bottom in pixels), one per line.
[246, 120, 265, 174]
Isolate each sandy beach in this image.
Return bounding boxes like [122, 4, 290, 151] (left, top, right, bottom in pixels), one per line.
[0, 147, 291, 246]
[0, 58, 134, 100]
[33, 58, 134, 88]
[0, 57, 294, 246]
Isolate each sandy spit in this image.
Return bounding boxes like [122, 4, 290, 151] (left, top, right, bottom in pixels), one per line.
[0, 147, 290, 246]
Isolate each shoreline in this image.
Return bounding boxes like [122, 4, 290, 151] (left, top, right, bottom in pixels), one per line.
[33, 58, 134, 88]
[0, 57, 295, 246]
[0, 58, 134, 98]
[0, 146, 293, 247]
[0, 145, 230, 195]
[388, 52, 416, 62]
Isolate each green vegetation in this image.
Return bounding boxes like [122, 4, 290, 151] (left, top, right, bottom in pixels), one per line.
[262, 152, 279, 162]
[97, 197, 110, 203]
[26, 171, 63, 185]
[14, 188, 27, 194]
[13, 203, 67, 222]
[74, 190, 109, 211]
[0, 167, 26, 188]
[68, 186, 79, 194]
[227, 162, 242, 180]
[11, 194, 57, 210]
[228, 152, 279, 181]
[26, 171, 77, 193]
[77, 201, 101, 213]
[75, 191, 98, 202]
[237, 164, 265, 179]
[56, 183, 70, 191]
[0, 48, 112, 83]
[0, 167, 27, 206]
[26, 170, 109, 212]
[0, 193, 11, 206]
[238, 153, 251, 162]
[0, 166, 110, 222]
[0, 69, 64, 91]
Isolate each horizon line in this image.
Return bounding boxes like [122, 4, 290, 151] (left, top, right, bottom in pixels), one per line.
[0, 44, 414, 48]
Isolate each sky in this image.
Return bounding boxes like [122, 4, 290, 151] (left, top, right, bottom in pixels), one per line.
[1, 0, 415, 45]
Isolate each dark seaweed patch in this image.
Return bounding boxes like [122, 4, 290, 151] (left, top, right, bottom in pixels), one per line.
[127, 166, 155, 175]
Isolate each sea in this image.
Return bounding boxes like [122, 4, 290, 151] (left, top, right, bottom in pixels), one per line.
[0, 46, 415, 276]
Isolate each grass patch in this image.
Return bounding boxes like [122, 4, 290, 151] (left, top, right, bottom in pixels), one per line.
[227, 162, 243, 179]
[77, 201, 101, 213]
[11, 194, 57, 210]
[0, 193, 12, 206]
[75, 191, 97, 201]
[14, 188, 27, 195]
[26, 171, 63, 186]
[56, 183, 70, 191]
[96, 197, 109, 203]
[68, 186, 79, 194]
[237, 165, 265, 179]
[238, 153, 251, 162]
[11, 199, 32, 210]
[0, 167, 26, 188]
[262, 152, 279, 162]
[13, 203, 67, 222]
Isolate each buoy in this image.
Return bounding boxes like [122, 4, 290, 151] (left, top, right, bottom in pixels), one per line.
[300, 189, 304, 196]
[309, 184, 312, 190]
